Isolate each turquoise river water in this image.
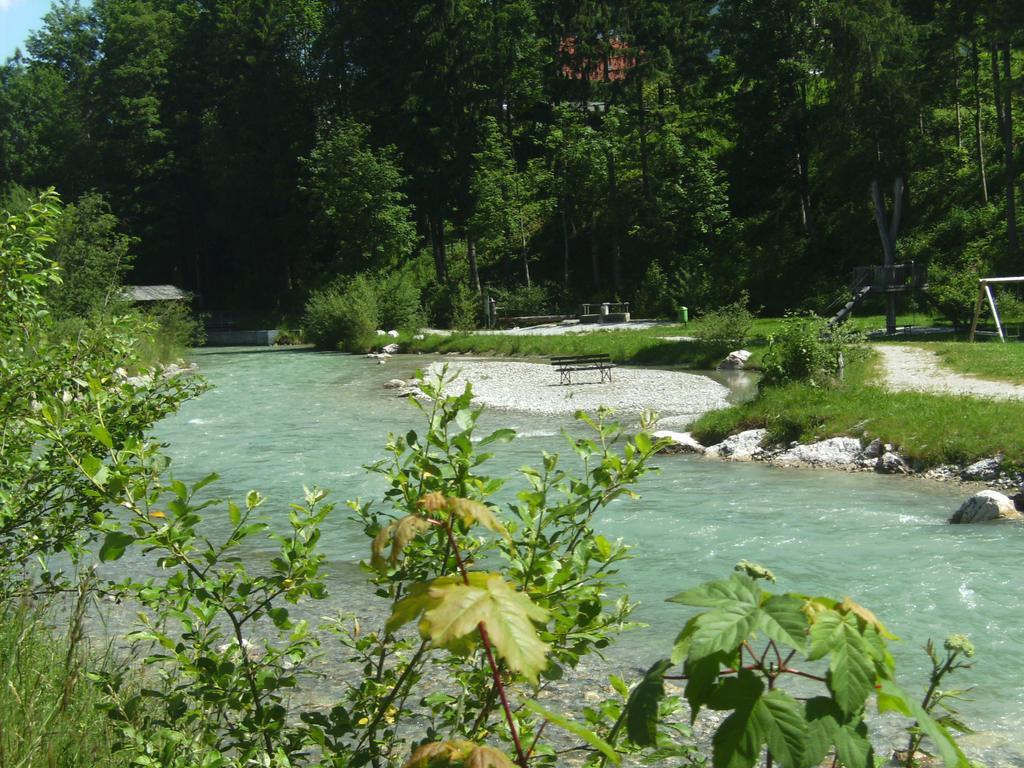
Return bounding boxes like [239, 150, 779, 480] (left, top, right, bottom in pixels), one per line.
[152, 347, 1024, 764]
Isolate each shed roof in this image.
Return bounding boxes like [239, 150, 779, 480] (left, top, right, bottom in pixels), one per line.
[124, 285, 189, 302]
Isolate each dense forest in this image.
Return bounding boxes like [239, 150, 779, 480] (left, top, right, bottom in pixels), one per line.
[1, 0, 1022, 322]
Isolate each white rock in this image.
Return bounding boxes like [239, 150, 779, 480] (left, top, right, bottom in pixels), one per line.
[718, 350, 752, 370]
[706, 429, 767, 460]
[876, 451, 909, 474]
[961, 457, 1002, 482]
[382, 343, 400, 354]
[653, 430, 705, 455]
[950, 490, 1021, 524]
[376, 329, 386, 336]
[387, 329, 400, 338]
[772, 437, 863, 468]
[863, 438, 884, 458]
[413, 334, 425, 341]
[384, 379, 407, 389]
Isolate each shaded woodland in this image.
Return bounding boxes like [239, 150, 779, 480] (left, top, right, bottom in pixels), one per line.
[2, 0, 1022, 319]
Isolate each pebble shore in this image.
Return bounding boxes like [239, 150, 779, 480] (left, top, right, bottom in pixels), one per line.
[423, 359, 731, 422]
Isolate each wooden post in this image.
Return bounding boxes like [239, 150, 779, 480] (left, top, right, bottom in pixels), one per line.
[969, 282, 985, 342]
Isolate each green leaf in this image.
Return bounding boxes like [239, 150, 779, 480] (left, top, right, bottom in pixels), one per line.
[753, 690, 807, 768]
[524, 701, 620, 765]
[421, 572, 550, 683]
[99, 531, 134, 562]
[707, 670, 764, 712]
[683, 653, 722, 722]
[825, 619, 876, 716]
[671, 615, 699, 665]
[804, 697, 841, 766]
[90, 424, 113, 449]
[878, 681, 970, 768]
[690, 601, 761, 660]
[625, 659, 672, 747]
[668, 575, 758, 609]
[81, 454, 110, 487]
[228, 501, 241, 527]
[711, 677, 765, 768]
[834, 721, 873, 768]
[479, 428, 516, 446]
[758, 594, 808, 652]
[634, 431, 652, 454]
[386, 580, 439, 635]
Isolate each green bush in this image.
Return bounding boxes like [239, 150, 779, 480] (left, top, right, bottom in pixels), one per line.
[761, 313, 865, 387]
[490, 281, 554, 315]
[44, 192, 136, 320]
[376, 268, 426, 331]
[692, 292, 754, 356]
[303, 274, 380, 351]
[633, 261, 679, 318]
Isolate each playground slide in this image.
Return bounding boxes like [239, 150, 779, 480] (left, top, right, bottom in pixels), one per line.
[828, 286, 872, 327]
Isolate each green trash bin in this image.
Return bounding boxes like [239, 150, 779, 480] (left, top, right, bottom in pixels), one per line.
[677, 306, 689, 324]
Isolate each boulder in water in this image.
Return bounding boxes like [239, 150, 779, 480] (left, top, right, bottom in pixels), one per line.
[950, 490, 1021, 524]
[653, 430, 705, 455]
[705, 429, 766, 460]
[772, 437, 863, 469]
[876, 451, 909, 475]
[718, 350, 752, 370]
[384, 379, 406, 389]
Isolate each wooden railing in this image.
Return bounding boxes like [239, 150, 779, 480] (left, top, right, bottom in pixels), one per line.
[850, 262, 927, 293]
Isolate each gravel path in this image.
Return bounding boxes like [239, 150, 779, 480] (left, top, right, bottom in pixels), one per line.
[876, 344, 1024, 400]
[425, 359, 730, 421]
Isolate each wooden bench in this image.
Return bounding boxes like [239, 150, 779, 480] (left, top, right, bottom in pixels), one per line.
[550, 354, 615, 385]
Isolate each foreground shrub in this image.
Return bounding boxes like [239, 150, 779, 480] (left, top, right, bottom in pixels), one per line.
[0, 190, 201, 591]
[761, 313, 865, 387]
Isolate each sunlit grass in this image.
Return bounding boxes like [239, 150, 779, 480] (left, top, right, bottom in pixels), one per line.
[690, 353, 1024, 468]
[1, 602, 124, 768]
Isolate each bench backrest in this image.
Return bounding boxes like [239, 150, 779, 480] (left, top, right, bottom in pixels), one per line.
[550, 354, 612, 365]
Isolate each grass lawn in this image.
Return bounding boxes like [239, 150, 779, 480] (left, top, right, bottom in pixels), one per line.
[406, 313, 943, 369]
[406, 325, 722, 367]
[690, 352, 1024, 468]
[928, 340, 1024, 383]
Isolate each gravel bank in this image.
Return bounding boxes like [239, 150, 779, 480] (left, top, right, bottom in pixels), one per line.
[424, 359, 730, 421]
[877, 344, 1024, 399]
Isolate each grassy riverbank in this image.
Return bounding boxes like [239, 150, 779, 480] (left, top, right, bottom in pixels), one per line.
[690, 352, 1024, 468]
[404, 316, 1022, 468]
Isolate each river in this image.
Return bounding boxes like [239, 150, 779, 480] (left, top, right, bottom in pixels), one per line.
[152, 347, 1024, 765]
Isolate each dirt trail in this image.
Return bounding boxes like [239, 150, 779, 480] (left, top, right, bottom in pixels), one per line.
[875, 344, 1024, 400]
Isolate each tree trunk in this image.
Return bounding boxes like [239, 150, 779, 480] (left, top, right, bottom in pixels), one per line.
[953, 49, 962, 149]
[430, 211, 448, 283]
[992, 39, 1019, 256]
[872, 178, 904, 336]
[1001, 41, 1018, 256]
[638, 78, 649, 197]
[608, 152, 621, 295]
[590, 212, 601, 291]
[972, 38, 989, 204]
[468, 237, 480, 294]
[561, 206, 570, 288]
